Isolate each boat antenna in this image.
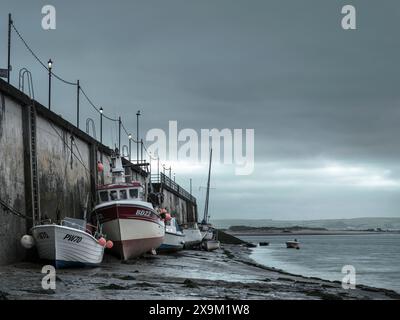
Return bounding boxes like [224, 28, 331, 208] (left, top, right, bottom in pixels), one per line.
[202, 148, 212, 224]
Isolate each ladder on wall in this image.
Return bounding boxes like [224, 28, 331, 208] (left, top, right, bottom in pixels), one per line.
[30, 103, 40, 223]
[19, 68, 40, 224]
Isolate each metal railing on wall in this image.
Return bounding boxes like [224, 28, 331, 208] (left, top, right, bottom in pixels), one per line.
[151, 173, 196, 204]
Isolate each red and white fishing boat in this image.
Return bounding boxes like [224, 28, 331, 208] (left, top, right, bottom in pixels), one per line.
[91, 151, 165, 260]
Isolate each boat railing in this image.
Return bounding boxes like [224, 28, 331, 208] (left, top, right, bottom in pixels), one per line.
[61, 219, 87, 231]
[36, 218, 53, 226]
[151, 173, 196, 204]
[180, 222, 199, 229]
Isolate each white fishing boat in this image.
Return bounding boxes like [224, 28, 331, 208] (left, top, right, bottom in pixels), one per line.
[182, 223, 203, 249]
[30, 218, 109, 268]
[91, 150, 165, 260]
[286, 239, 300, 249]
[158, 217, 185, 252]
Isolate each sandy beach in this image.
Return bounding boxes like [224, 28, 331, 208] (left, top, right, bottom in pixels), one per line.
[0, 244, 399, 300]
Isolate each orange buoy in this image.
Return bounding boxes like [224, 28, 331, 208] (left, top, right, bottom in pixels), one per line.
[106, 240, 114, 249]
[97, 161, 104, 172]
[98, 237, 106, 246]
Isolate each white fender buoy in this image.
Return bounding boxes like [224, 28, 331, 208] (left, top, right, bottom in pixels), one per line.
[21, 235, 35, 249]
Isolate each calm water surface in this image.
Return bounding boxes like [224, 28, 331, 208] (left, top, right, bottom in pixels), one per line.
[238, 233, 400, 293]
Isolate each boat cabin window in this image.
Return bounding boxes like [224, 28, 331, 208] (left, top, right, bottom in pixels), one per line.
[98, 188, 142, 202]
[110, 190, 118, 201]
[99, 191, 109, 202]
[119, 189, 128, 200]
[129, 188, 139, 199]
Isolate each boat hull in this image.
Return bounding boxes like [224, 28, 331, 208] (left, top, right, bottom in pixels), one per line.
[183, 228, 203, 249]
[92, 201, 165, 260]
[286, 241, 300, 249]
[203, 240, 220, 251]
[32, 225, 104, 268]
[158, 231, 185, 252]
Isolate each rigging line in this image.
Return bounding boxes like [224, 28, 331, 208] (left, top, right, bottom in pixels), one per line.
[142, 143, 158, 160]
[121, 121, 139, 143]
[49, 122, 91, 175]
[0, 198, 33, 220]
[52, 123, 99, 185]
[71, 139, 90, 182]
[79, 86, 119, 122]
[12, 21, 123, 128]
[11, 22, 77, 86]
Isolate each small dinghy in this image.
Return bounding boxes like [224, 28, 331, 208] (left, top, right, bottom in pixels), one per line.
[202, 239, 220, 251]
[286, 239, 300, 249]
[28, 218, 112, 268]
[158, 216, 185, 253]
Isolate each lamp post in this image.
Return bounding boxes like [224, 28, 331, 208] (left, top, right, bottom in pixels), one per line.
[99, 107, 103, 144]
[128, 133, 132, 162]
[136, 110, 141, 163]
[118, 116, 121, 152]
[48, 59, 53, 110]
[190, 178, 192, 195]
[76, 80, 80, 128]
[7, 13, 12, 84]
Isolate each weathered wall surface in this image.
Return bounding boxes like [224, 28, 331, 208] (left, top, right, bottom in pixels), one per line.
[36, 116, 91, 221]
[0, 93, 27, 265]
[162, 189, 197, 225]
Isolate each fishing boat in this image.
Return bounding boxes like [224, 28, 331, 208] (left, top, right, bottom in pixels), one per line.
[286, 239, 300, 249]
[199, 149, 220, 251]
[29, 217, 109, 268]
[158, 217, 185, 252]
[91, 150, 165, 260]
[182, 222, 203, 249]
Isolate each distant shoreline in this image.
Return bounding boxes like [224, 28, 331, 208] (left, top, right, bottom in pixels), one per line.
[226, 230, 400, 237]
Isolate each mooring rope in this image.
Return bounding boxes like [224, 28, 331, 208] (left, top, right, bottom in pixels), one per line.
[0, 198, 32, 220]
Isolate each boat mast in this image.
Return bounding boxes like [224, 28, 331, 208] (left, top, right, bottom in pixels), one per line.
[202, 148, 212, 224]
[111, 149, 125, 184]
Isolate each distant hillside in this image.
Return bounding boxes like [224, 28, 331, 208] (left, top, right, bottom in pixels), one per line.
[211, 217, 400, 231]
[228, 225, 327, 232]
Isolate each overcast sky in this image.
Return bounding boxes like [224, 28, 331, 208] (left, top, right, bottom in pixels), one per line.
[2, 0, 400, 220]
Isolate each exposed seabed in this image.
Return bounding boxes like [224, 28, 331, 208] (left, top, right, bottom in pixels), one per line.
[0, 245, 399, 300]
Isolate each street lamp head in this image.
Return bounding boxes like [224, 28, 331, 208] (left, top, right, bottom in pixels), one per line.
[136, 110, 141, 116]
[128, 133, 132, 140]
[48, 59, 53, 70]
[99, 107, 103, 114]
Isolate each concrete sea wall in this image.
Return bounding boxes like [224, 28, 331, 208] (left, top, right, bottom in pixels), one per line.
[0, 80, 144, 265]
[0, 78, 197, 266]
[0, 93, 26, 265]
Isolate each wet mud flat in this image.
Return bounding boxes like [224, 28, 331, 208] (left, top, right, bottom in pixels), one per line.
[0, 245, 399, 300]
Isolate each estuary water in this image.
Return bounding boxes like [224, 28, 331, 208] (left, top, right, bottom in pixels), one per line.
[238, 233, 400, 293]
